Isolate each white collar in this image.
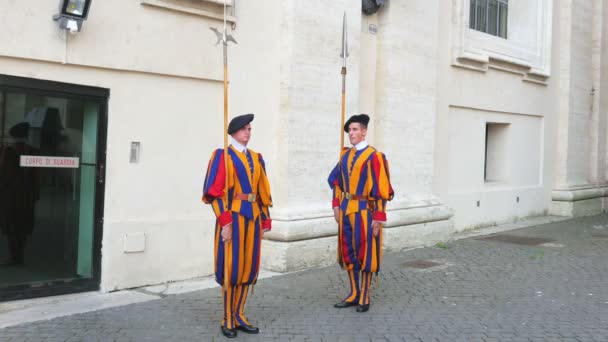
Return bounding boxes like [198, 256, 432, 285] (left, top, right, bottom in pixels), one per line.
[230, 139, 247, 153]
[353, 140, 369, 151]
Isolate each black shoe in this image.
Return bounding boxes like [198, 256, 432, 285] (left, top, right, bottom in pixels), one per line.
[221, 326, 237, 338]
[236, 324, 260, 334]
[356, 304, 370, 313]
[334, 301, 358, 308]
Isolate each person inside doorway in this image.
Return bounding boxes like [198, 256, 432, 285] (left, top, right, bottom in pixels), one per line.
[0, 122, 40, 265]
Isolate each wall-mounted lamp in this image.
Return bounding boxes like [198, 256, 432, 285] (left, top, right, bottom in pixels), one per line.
[362, 0, 386, 15]
[52, 0, 93, 34]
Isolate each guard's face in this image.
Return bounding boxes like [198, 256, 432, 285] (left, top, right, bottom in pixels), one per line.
[232, 123, 252, 146]
[348, 123, 366, 146]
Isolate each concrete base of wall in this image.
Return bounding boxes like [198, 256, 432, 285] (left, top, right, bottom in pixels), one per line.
[261, 204, 455, 273]
[550, 187, 608, 217]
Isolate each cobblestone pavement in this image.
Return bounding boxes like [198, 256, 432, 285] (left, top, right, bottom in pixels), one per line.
[1, 214, 608, 341]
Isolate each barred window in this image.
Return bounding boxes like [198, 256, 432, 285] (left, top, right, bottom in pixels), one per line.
[469, 0, 508, 39]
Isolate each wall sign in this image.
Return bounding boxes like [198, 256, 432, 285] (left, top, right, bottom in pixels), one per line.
[20, 155, 80, 169]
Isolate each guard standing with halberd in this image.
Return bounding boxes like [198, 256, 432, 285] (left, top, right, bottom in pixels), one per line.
[328, 113, 394, 313]
[202, 113, 272, 338]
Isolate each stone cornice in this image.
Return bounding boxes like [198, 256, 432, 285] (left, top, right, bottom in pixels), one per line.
[552, 186, 608, 202]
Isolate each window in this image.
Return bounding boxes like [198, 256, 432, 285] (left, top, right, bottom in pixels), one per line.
[452, 0, 552, 81]
[140, 0, 235, 22]
[469, 0, 508, 39]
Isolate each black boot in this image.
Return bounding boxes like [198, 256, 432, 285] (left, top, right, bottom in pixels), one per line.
[356, 304, 370, 313]
[236, 324, 260, 334]
[221, 326, 237, 338]
[334, 300, 358, 308]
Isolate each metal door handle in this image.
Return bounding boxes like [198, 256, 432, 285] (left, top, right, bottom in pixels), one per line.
[98, 164, 105, 184]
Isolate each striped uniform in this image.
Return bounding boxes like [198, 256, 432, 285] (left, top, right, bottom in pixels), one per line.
[328, 145, 393, 306]
[203, 145, 272, 330]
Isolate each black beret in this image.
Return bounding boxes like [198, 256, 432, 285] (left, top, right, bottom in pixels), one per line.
[344, 114, 370, 132]
[9, 122, 30, 138]
[227, 113, 254, 134]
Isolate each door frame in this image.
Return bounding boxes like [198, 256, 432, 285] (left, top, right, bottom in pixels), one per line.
[0, 74, 109, 301]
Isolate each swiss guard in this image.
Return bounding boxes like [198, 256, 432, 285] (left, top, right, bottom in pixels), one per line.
[328, 113, 394, 313]
[202, 113, 273, 338]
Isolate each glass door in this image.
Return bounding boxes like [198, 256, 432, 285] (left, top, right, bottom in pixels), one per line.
[0, 76, 107, 300]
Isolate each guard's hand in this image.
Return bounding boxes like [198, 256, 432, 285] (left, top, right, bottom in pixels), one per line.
[372, 221, 382, 237]
[333, 207, 340, 223]
[221, 224, 232, 242]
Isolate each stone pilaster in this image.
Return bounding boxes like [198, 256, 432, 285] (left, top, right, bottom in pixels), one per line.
[551, 0, 608, 216]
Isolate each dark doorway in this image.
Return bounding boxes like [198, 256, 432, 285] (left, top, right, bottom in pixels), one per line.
[0, 75, 108, 301]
